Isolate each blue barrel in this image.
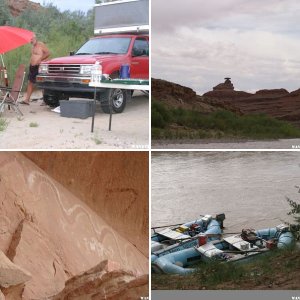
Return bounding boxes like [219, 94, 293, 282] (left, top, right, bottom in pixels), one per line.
[120, 64, 130, 79]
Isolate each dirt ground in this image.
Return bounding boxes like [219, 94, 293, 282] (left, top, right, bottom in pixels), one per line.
[0, 90, 149, 149]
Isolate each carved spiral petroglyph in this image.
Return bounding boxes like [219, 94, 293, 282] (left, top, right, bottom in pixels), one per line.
[0, 153, 146, 275]
[26, 170, 145, 275]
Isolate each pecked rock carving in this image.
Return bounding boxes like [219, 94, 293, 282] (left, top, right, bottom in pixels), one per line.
[22, 151, 149, 258]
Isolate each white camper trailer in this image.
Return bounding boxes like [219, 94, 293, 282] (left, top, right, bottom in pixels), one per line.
[94, 0, 149, 35]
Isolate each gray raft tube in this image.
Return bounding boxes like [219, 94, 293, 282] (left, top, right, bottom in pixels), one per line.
[151, 219, 222, 274]
[152, 247, 200, 275]
[255, 227, 294, 249]
[152, 226, 295, 275]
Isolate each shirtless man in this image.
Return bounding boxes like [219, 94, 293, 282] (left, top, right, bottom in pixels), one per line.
[20, 34, 50, 105]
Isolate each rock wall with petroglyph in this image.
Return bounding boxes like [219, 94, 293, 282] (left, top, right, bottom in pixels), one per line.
[0, 152, 148, 299]
[23, 151, 149, 257]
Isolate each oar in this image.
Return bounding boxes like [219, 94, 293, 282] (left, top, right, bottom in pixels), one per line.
[151, 215, 209, 230]
[151, 223, 185, 230]
[222, 249, 267, 254]
[173, 232, 247, 242]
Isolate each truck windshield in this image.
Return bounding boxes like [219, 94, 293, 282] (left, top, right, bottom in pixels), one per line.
[75, 37, 131, 55]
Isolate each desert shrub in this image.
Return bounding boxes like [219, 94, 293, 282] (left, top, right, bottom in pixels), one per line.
[152, 101, 171, 128]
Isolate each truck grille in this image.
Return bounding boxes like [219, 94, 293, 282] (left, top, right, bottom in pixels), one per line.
[48, 64, 81, 75]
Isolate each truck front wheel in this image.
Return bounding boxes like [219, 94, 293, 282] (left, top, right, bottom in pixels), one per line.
[99, 88, 127, 114]
[43, 90, 61, 107]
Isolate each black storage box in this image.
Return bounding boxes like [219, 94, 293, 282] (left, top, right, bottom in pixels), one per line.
[59, 100, 94, 119]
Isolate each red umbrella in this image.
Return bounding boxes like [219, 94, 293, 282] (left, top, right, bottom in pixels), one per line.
[0, 26, 34, 54]
[0, 26, 34, 86]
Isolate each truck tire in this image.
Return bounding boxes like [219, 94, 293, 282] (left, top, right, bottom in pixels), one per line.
[43, 90, 60, 107]
[99, 88, 127, 114]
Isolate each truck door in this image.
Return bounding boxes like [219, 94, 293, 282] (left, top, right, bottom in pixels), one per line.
[130, 37, 149, 79]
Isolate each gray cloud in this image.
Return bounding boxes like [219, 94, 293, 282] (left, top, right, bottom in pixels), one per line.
[152, 0, 300, 94]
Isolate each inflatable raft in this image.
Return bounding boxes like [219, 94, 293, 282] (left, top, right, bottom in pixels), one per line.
[151, 214, 225, 264]
[152, 224, 294, 275]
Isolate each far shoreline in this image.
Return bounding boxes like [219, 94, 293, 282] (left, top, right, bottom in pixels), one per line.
[152, 137, 300, 149]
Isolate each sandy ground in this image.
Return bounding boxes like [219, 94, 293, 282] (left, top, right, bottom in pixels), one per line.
[0, 90, 149, 149]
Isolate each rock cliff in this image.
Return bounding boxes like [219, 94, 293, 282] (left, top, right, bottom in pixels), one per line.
[22, 151, 149, 258]
[205, 79, 300, 127]
[6, 0, 42, 17]
[0, 152, 148, 299]
[213, 77, 234, 91]
[153, 77, 300, 127]
[152, 78, 243, 115]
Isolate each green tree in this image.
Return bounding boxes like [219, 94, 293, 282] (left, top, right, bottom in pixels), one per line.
[0, 0, 12, 25]
[286, 187, 300, 240]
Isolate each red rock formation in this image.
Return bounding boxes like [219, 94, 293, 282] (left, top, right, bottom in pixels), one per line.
[203, 89, 252, 101]
[6, 0, 42, 17]
[0, 152, 148, 299]
[2, 284, 25, 300]
[0, 250, 31, 288]
[152, 78, 243, 114]
[52, 260, 148, 299]
[213, 77, 234, 91]
[204, 79, 300, 127]
[152, 78, 198, 105]
[255, 88, 289, 98]
[153, 77, 300, 127]
[288, 89, 300, 97]
[22, 151, 149, 258]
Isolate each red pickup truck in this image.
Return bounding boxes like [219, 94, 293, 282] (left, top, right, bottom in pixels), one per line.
[36, 34, 149, 113]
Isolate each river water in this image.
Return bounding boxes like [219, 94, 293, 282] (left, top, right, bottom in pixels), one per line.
[152, 152, 300, 233]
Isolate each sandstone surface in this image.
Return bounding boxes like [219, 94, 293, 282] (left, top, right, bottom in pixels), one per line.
[1, 283, 25, 299]
[0, 152, 148, 299]
[22, 151, 149, 257]
[52, 260, 148, 299]
[0, 250, 31, 288]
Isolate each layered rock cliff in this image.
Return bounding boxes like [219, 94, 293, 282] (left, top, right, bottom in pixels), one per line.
[204, 79, 300, 127]
[152, 78, 243, 115]
[153, 77, 300, 127]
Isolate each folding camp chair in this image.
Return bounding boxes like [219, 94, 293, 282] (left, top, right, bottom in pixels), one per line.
[0, 65, 7, 98]
[0, 64, 25, 117]
[0, 66, 4, 87]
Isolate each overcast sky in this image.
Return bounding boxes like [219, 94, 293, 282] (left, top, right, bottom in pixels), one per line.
[152, 0, 300, 94]
[32, 0, 95, 13]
